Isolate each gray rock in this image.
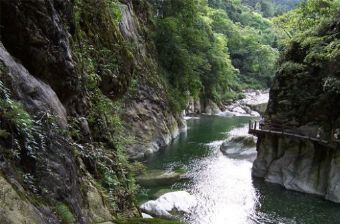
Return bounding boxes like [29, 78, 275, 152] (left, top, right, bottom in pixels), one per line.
[123, 86, 187, 159]
[204, 100, 222, 115]
[0, 43, 67, 128]
[253, 134, 340, 203]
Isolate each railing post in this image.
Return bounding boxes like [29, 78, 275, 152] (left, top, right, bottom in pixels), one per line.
[255, 121, 257, 130]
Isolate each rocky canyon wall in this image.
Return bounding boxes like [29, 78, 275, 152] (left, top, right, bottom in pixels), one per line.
[0, 0, 186, 223]
[252, 16, 340, 203]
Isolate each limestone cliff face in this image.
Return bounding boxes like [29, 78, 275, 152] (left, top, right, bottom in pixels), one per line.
[118, 0, 186, 159]
[0, 0, 185, 223]
[253, 17, 340, 203]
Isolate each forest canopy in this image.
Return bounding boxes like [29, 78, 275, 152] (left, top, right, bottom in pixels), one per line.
[150, 0, 281, 109]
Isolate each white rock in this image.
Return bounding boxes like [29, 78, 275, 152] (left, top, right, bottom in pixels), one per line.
[140, 191, 197, 219]
[142, 213, 153, 219]
[232, 106, 246, 114]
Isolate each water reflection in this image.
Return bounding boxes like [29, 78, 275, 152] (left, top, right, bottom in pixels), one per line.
[185, 139, 258, 224]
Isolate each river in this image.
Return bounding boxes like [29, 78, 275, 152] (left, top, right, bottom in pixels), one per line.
[139, 115, 340, 224]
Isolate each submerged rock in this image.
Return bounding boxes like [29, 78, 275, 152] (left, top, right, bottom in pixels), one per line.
[136, 170, 187, 187]
[140, 191, 197, 219]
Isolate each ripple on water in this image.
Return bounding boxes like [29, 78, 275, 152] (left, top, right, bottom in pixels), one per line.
[185, 150, 258, 224]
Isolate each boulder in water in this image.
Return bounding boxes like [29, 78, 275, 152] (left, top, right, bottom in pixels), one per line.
[220, 135, 257, 161]
[140, 191, 197, 219]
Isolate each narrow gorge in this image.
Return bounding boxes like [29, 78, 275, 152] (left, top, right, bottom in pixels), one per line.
[1, 0, 340, 224]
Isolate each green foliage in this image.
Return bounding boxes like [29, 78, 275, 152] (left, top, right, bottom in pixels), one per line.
[0, 80, 33, 131]
[151, 0, 279, 109]
[208, 0, 279, 89]
[242, 0, 301, 16]
[274, 1, 340, 98]
[73, 0, 134, 98]
[71, 0, 139, 215]
[55, 203, 76, 224]
[277, 62, 306, 76]
[0, 79, 40, 159]
[0, 129, 10, 139]
[273, 0, 340, 44]
[130, 161, 147, 176]
[323, 77, 340, 95]
[274, 0, 340, 66]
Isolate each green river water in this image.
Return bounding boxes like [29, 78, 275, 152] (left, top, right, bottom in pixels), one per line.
[139, 115, 340, 224]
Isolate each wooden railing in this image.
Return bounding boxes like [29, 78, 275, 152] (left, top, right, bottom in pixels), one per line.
[248, 121, 339, 149]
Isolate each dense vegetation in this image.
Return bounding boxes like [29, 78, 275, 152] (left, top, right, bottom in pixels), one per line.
[266, 0, 340, 127]
[242, 0, 301, 17]
[150, 0, 280, 109]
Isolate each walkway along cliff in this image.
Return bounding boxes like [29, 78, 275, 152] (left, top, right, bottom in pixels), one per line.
[251, 16, 340, 203]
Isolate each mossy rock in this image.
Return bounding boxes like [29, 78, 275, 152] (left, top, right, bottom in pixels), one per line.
[116, 218, 185, 224]
[136, 170, 187, 187]
[55, 203, 76, 224]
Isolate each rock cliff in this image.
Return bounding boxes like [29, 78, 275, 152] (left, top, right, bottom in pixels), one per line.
[0, 0, 185, 223]
[252, 16, 340, 203]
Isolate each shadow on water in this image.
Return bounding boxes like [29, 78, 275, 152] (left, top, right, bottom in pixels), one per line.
[138, 115, 340, 224]
[252, 178, 340, 224]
